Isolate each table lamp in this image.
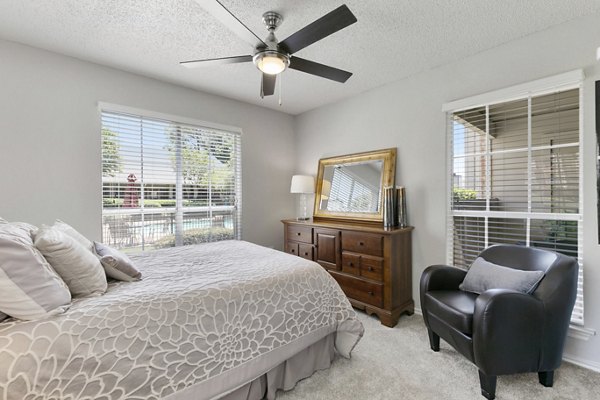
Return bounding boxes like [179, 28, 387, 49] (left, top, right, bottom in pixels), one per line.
[290, 175, 314, 220]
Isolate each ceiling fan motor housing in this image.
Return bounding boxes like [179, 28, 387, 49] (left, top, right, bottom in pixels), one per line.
[262, 11, 283, 32]
[253, 11, 290, 74]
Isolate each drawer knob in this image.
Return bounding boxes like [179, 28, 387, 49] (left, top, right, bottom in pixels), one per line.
[359, 241, 364, 246]
[368, 291, 374, 296]
[291, 249, 295, 253]
[304, 252, 309, 256]
[297, 232, 301, 236]
[349, 262, 353, 267]
[368, 266, 373, 271]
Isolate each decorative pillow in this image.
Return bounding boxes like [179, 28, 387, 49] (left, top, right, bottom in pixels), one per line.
[52, 219, 94, 253]
[94, 242, 142, 282]
[459, 257, 545, 295]
[34, 226, 107, 297]
[0, 224, 71, 320]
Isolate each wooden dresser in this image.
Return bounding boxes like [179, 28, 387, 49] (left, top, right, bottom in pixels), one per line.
[282, 219, 414, 327]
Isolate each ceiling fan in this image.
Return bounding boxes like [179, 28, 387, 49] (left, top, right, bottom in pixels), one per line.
[181, 0, 357, 100]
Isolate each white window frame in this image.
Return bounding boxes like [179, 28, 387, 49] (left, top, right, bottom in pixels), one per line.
[443, 70, 587, 328]
[98, 102, 243, 248]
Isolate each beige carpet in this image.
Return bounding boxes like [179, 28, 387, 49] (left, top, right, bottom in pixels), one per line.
[278, 312, 599, 400]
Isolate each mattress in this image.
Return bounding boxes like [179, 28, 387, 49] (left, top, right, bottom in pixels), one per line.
[0, 240, 363, 400]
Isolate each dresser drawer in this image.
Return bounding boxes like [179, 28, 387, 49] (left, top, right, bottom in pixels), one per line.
[285, 242, 299, 256]
[298, 244, 314, 260]
[341, 231, 383, 257]
[287, 225, 313, 244]
[341, 253, 360, 276]
[360, 256, 383, 282]
[330, 271, 383, 308]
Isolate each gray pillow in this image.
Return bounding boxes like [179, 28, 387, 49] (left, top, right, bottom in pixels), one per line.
[94, 242, 142, 282]
[459, 257, 545, 295]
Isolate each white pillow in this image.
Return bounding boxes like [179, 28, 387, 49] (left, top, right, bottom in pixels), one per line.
[34, 226, 107, 297]
[0, 223, 71, 320]
[52, 219, 94, 253]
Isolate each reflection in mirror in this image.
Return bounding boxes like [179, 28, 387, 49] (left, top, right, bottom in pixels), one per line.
[313, 148, 396, 223]
[319, 161, 383, 213]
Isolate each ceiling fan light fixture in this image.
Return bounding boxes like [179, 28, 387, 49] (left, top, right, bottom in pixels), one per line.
[253, 51, 290, 75]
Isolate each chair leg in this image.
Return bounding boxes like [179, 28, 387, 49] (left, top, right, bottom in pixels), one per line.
[538, 371, 554, 387]
[427, 329, 440, 352]
[478, 370, 497, 400]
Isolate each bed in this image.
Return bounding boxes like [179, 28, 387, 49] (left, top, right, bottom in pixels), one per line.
[0, 240, 363, 400]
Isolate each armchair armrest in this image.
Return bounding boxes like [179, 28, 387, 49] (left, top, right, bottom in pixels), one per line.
[473, 289, 544, 376]
[420, 265, 467, 293]
[419, 266, 467, 330]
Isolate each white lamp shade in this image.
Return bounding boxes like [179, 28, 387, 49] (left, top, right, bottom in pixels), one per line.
[290, 175, 315, 194]
[257, 55, 286, 74]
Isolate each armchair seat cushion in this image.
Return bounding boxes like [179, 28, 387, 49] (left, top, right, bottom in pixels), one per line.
[424, 290, 478, 334]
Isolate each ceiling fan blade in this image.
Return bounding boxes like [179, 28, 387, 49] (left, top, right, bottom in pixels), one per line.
[262, 73, 276, 97]
[279, 4, 357, 55]
[289, 57, 352, 83]
[180, 55, 253, 68]
[194, 0, 266, 47]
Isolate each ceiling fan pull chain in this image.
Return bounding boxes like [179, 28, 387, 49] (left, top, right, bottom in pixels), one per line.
[279, 73, 283, 106]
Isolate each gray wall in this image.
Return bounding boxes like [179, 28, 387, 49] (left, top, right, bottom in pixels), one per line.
[0, 39, 296, 250]
[294, 14, 600, 369]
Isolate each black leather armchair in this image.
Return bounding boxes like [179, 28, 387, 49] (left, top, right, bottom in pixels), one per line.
[420, 245, 579, 399]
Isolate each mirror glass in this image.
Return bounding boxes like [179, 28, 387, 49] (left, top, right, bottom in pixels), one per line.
[318, 160, 383, 213]
[313, 148, 396, 223]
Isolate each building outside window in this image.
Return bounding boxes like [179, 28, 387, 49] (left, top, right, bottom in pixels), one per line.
[101, 108, 241, 252]
[445, 72, 584, 325]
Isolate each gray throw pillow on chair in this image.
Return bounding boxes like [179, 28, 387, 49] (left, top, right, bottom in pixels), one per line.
[459, 257, 545, 295]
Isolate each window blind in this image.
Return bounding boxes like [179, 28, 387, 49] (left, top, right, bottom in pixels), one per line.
[447, 86, 584, 325]
[328, 166, 379, 212]
[101, 110, 241, 252]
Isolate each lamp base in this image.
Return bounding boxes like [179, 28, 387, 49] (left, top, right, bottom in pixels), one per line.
[295, 193, 310, 221]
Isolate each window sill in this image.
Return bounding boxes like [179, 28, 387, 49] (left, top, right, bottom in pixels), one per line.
[568, 325, 596, 341]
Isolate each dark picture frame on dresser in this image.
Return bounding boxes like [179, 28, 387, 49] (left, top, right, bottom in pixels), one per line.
[283, 148, 414, 328]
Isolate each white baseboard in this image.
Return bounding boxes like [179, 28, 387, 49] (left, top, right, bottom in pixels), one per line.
[562, 354, 600, 373]
[411, 307, 600, 372]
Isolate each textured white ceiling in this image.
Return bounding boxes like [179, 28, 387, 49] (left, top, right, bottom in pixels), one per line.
[1, 0, 599, 115]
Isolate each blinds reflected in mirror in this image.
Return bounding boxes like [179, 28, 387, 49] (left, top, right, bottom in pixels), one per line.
[321, 162, 382, 213]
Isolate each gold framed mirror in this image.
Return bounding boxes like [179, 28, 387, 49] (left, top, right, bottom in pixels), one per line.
[313, 148, 396, 223]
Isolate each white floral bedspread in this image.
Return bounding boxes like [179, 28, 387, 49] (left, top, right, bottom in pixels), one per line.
[0, 240, 363, 400]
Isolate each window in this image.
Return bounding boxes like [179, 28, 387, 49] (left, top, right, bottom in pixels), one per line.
[101, 108, 241, 252]
[445, 72, 584, 325]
